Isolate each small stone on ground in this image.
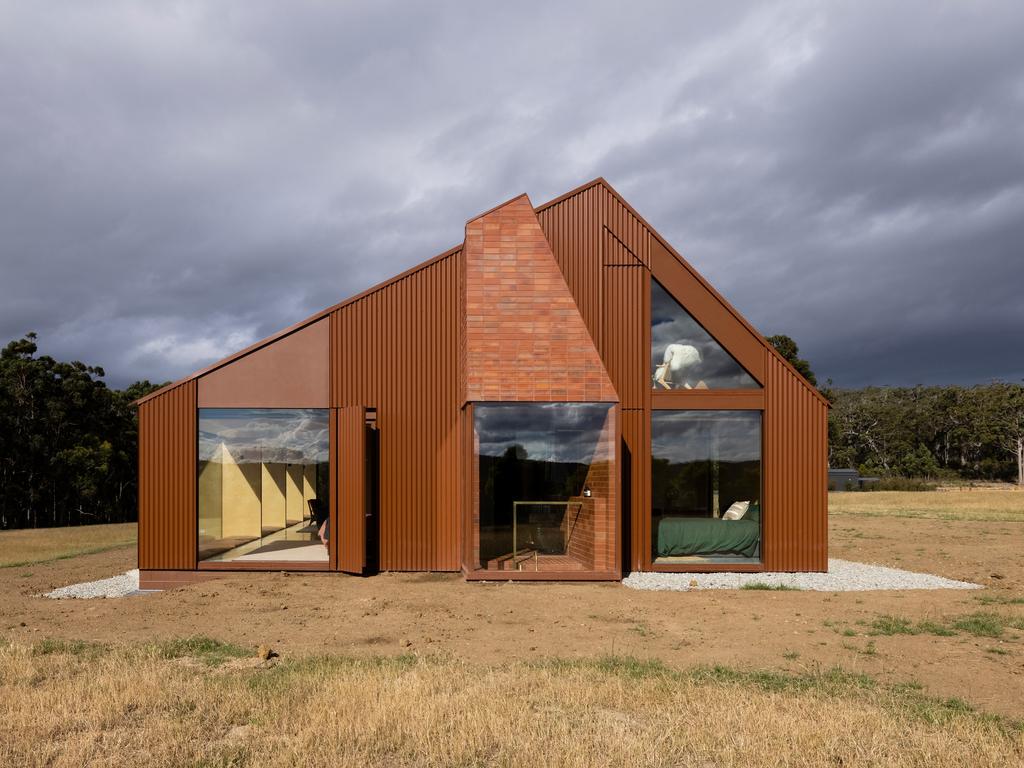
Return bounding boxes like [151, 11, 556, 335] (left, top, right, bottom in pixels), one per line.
[622, 558, 982, 592]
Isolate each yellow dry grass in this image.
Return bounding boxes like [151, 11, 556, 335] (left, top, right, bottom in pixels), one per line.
[829, 489, 1024, 522]
[0, 641, 1020, 768]
[0, 523, 136, 567]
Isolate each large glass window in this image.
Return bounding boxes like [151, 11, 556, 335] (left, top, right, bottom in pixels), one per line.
[651, 280, 760, 390]
[198, 409, 330, 564]
[471, 403, 616, 574]
[651, 410, 761, 564]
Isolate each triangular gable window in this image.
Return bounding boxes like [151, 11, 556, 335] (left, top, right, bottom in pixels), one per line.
[651, 280, 761, 390]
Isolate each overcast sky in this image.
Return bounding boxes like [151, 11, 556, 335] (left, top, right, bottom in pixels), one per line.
[2, 1, 1023, 389]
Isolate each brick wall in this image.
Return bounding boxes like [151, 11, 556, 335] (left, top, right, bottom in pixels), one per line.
[462, 195, 618, 403]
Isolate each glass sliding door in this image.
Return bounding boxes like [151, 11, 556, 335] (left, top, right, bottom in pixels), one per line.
[198, 408, 330, 564]
[470, 402, 616, 575]
[651, 410, 762, 564]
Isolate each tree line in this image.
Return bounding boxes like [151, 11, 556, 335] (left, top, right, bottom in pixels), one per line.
[826, 383, 1024, 483]
[0, 334, 162, 529]
[767, 335, 1024, 484]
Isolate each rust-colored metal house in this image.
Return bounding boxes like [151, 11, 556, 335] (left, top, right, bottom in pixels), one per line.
[136, 179, 828, 589]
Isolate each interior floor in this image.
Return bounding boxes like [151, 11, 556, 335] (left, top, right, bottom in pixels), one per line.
[483, 552, 589, 572]
[202, 519, 328, 563]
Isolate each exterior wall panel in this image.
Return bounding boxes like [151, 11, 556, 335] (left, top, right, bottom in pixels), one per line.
[536, 185, 604, 349]
[138, 381, 197, 570]
[337, 406, 367, 573]
[600, 184, 651, 268]
[602, 264, 647, 410]
[763, 350, 829, 571]
[331, 252, 461, 572]
[197, 318, 329, 407]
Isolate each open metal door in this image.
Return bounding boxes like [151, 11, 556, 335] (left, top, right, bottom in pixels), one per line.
[336, 406, 369, 574]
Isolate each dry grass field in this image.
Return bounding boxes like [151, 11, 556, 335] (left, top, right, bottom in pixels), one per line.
[1, 489, 1023, 766]
[1, 642, 1021, 768]
[0, 523, 136, 568]
[829, 488, 1024, 522]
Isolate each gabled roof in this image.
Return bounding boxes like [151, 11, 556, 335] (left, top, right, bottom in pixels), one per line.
[136, 178, 827, 407]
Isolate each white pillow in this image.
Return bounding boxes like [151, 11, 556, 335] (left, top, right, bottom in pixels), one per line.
[722, 501, 750, 521]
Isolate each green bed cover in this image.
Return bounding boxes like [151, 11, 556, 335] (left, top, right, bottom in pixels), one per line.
[656, 517, 760, 558]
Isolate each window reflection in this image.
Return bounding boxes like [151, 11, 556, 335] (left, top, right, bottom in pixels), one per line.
[651, 410, 762, 564]
[198, 409, 330, 563]
[472, 403, 615, 574]
[651, 280, 760, 390]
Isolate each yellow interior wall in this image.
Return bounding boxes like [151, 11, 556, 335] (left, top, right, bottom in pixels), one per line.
[197, 455, 222, 542]
[261, 462, 287, 532]
[286, 464, 304, 524]
[221, 445, 262, 539]
[303, 465, 317, 507]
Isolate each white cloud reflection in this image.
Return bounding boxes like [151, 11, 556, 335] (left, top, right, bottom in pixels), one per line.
[198, 408, 329, 464]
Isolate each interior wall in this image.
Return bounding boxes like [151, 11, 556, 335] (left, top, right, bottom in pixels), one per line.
[261, 463, 287, 531]
[197, 460, 222, 543]
[285, 465, 304, 524]
[219, 445, 262, 540]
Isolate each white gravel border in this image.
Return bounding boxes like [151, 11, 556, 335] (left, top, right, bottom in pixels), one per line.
[622, 558, 982, 592]
[43, 569, 141, 599]
[41, 559, 982, 597]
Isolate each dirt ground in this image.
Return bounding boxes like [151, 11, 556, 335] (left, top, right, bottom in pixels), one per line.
[3, 512, 1023, 720]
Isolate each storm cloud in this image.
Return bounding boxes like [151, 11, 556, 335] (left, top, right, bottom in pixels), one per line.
[1, 1, 1022, 388]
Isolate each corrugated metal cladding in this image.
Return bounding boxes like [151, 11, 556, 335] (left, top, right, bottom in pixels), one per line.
[763, 350, 829, 571]
[337, 406, 367, 573]
[330, 252, 461, 571]
[601, 262, 648, 410]
[138, 381, 196, 570]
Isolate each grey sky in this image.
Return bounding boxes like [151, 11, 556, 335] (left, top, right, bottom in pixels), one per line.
[2, 1, 1022, 389]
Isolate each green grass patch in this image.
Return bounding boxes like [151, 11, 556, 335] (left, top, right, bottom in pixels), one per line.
[692, 665, 876, 695]
[153, 636, 250, 666]
[951, 613, 1009, 638]
[974, 594, 1024, 606]
[740, 582, 801, 591]
[32, 639, 109, 658]
[870, 616, 917, 635]
[869, 615, 956, 637]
